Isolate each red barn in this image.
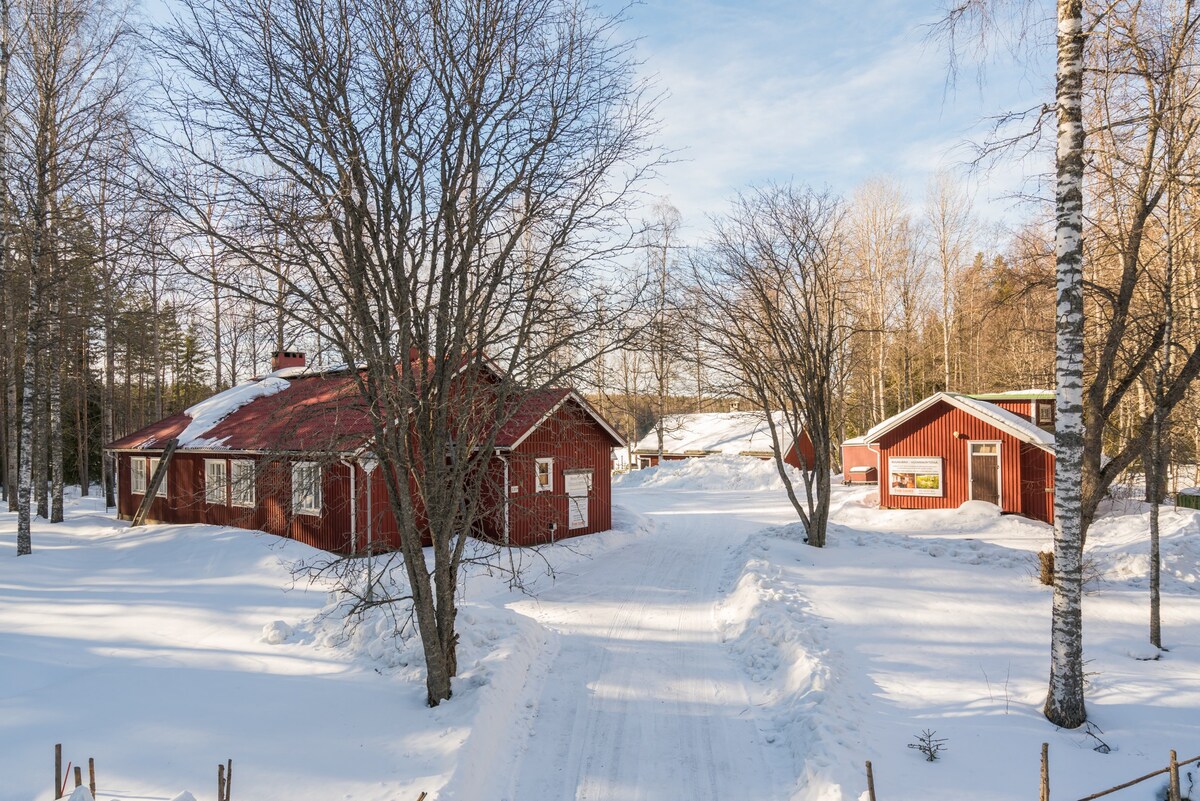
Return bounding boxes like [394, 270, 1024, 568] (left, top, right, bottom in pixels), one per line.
[105, 354, 624, 553]
[860, 392, 1056, 524]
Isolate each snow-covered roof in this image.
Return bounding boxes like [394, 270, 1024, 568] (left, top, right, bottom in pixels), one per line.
[842, 436, 867, 447]
[862, 392, 1055, 453]
[177, 376, 291, 448]
[633, 411, 795, 456]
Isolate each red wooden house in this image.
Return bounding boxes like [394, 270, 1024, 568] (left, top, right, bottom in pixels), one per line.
[856, 392, 1056, 524]
[106, 354, 624, 553]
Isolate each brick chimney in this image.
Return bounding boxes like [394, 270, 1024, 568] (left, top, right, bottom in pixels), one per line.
[271, 350, 306, 371]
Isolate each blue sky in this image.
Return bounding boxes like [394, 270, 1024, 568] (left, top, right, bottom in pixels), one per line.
[603, 0, 1058, 240]
[143, 0, 1059, 242]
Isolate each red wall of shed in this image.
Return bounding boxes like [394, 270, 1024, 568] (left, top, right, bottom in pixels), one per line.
[783, 431, 817, 469]
[840, 442, 879, 483]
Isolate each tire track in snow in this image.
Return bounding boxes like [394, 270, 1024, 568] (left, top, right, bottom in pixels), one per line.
[500, 494, 791, 801]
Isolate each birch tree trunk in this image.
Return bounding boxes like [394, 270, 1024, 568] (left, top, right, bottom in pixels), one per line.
[34, 351, 48, 520]
[17, 134, 50, 551]
[77, 327, 89, 494]
[0, 0, 10, 509]
[50, 333, 64, 522]
[1045, 0, 1088, 730]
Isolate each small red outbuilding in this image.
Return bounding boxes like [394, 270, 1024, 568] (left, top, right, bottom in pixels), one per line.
[859, 392, 1056, 524]
[106, 355, 624, 553]
[840, 437, 878, 484]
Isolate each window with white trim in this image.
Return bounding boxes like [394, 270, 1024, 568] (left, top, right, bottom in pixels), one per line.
[205, 459, 228, 505]
[148, 457, 167, 498]
[292, 461, 322, 515]
[1037, 402, 1053, 425]
[130, 457, 147, 495]
[535, 458, 553, 493]
[230, 459, 256, 508]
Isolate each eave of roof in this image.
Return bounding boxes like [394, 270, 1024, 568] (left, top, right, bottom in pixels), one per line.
[862, 392, 1055, 453]
[499, 389, 625, 450]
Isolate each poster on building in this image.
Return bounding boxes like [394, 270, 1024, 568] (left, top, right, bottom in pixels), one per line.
[888, 457, 943, 497]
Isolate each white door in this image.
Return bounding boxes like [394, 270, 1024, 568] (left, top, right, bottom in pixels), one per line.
[565, 471, 591, 530]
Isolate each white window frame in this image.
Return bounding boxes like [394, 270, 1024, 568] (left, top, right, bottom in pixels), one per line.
[967, 440, 1002, 507]
[130, 457, 147, 495]
[204, 459, 228, 506]
[535, 458, 554, 493]
[148, 457, 167, 498]
[292, 461, 322, 516]
[230, 459, 256, 508]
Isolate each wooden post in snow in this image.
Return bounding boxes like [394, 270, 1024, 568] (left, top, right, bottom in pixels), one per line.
[225, 758, 232, 801]
[217, 763, 225, 801]
[130, 439, 177, 527]
[865, 761, 877, 801]
[1041, 743, 1050, 801]
[55, 744, 62, 799]
[1169, 751, 1181, 801]
[88, 758, 96, 797]
[74, 766, 82, 788]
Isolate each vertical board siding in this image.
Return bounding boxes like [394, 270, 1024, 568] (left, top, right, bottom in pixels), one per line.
[784, 431, 817, 470]
[508, 402, 615, 546]
[1019, 444, 1056, 525]
[991, 399, 1036, 421]
[877, 401, 1054, 524]
[117, 451, 356, 551]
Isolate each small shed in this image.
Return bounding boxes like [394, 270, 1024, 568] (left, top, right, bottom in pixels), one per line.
[860, 392, 1056, 524]
[632, 411, 815, 471]
[840, 437, 879, 484]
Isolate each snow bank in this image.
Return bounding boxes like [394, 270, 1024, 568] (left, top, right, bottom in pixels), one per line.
[615, 454, 798, 492]
[1085, 504, 1200, 587]
[717, 532, 864, 801]
[177, 376, 290, 447]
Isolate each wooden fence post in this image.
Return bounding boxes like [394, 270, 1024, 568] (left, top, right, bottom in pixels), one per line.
[866, 760, 878, 801]
[74, 766, 82, 789]
[225, 758, 233, 801]
[55, 744, 62, 800]
[1041, 743, 1050, 801]
[89, 757, 96, 798]
[1168, 751, 1181, 801]
[218, 763, 226, 801]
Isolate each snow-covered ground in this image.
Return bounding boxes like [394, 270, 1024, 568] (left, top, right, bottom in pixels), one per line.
[2, 459, 1198, 800]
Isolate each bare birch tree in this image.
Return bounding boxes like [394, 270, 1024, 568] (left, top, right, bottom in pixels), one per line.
[694, 184, 850, 547]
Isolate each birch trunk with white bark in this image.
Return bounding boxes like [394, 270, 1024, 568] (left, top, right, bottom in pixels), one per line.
[1045, 0, 1088, 730]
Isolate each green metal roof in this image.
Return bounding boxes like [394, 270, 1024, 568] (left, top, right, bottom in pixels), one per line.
[968, 390, 1055, 401]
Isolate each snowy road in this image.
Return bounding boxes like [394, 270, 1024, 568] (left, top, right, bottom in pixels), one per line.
[500, 487, 798, 801]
